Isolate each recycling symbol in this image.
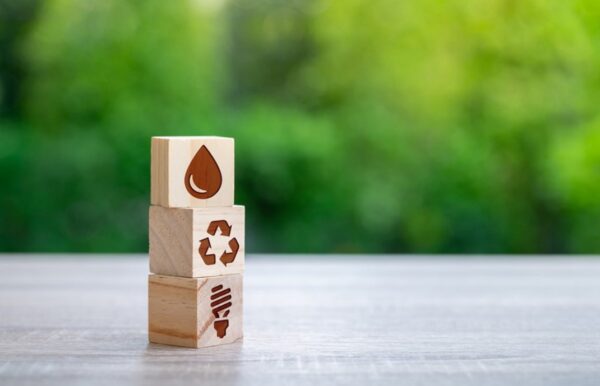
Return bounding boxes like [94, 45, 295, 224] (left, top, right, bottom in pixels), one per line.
[199, 220, 239, 266]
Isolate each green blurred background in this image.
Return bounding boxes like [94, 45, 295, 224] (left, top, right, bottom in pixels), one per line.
[1, 0, 599, 254]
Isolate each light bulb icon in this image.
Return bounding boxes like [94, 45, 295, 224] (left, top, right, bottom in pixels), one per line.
[211, 284, 232, 338]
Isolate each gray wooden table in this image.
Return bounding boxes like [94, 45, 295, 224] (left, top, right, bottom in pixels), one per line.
[0, 255, 599, 385]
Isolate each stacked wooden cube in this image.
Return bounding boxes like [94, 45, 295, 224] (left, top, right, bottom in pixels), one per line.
[148, 136, 244, 348]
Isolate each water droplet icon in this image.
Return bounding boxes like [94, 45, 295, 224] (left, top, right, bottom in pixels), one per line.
[184, 145, 222, 199]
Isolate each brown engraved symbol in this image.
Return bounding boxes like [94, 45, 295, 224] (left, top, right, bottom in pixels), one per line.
[211, 284, 232, 338]
[199, 220, 240, 266]
[184, 145, 222, 199]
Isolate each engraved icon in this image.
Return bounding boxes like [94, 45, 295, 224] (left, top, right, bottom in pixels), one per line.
[184, 145, 222, 199]
[199, 220, 239, 266]
[211, 284, 232, 338]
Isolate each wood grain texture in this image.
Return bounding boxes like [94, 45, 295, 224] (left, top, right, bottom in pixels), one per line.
[150, 136, 234, 208]
[1, 255, 600, 386]
[149, 205, 245, 277]
[148, 274, 243, 348]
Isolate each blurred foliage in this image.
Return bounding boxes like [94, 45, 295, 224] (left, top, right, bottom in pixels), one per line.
[1, 0, 600, 253]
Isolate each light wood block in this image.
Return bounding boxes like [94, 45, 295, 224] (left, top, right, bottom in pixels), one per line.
[149, 205, 245, 278]
[148, 273, 243, 348]
[151, 136, 234, 208]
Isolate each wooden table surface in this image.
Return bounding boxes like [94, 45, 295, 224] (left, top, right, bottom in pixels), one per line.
[0, 255, 599, 386]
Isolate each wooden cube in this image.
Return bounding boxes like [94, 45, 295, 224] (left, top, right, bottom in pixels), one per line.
[151, 136, 234, 208]
[149, 205, 245, 278]
[148, 273, 243, 348]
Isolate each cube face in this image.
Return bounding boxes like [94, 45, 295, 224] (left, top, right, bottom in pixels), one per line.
[148, 274, 243, 348]
[149, 205, 245, 278]
[151, 136, 234, 208]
